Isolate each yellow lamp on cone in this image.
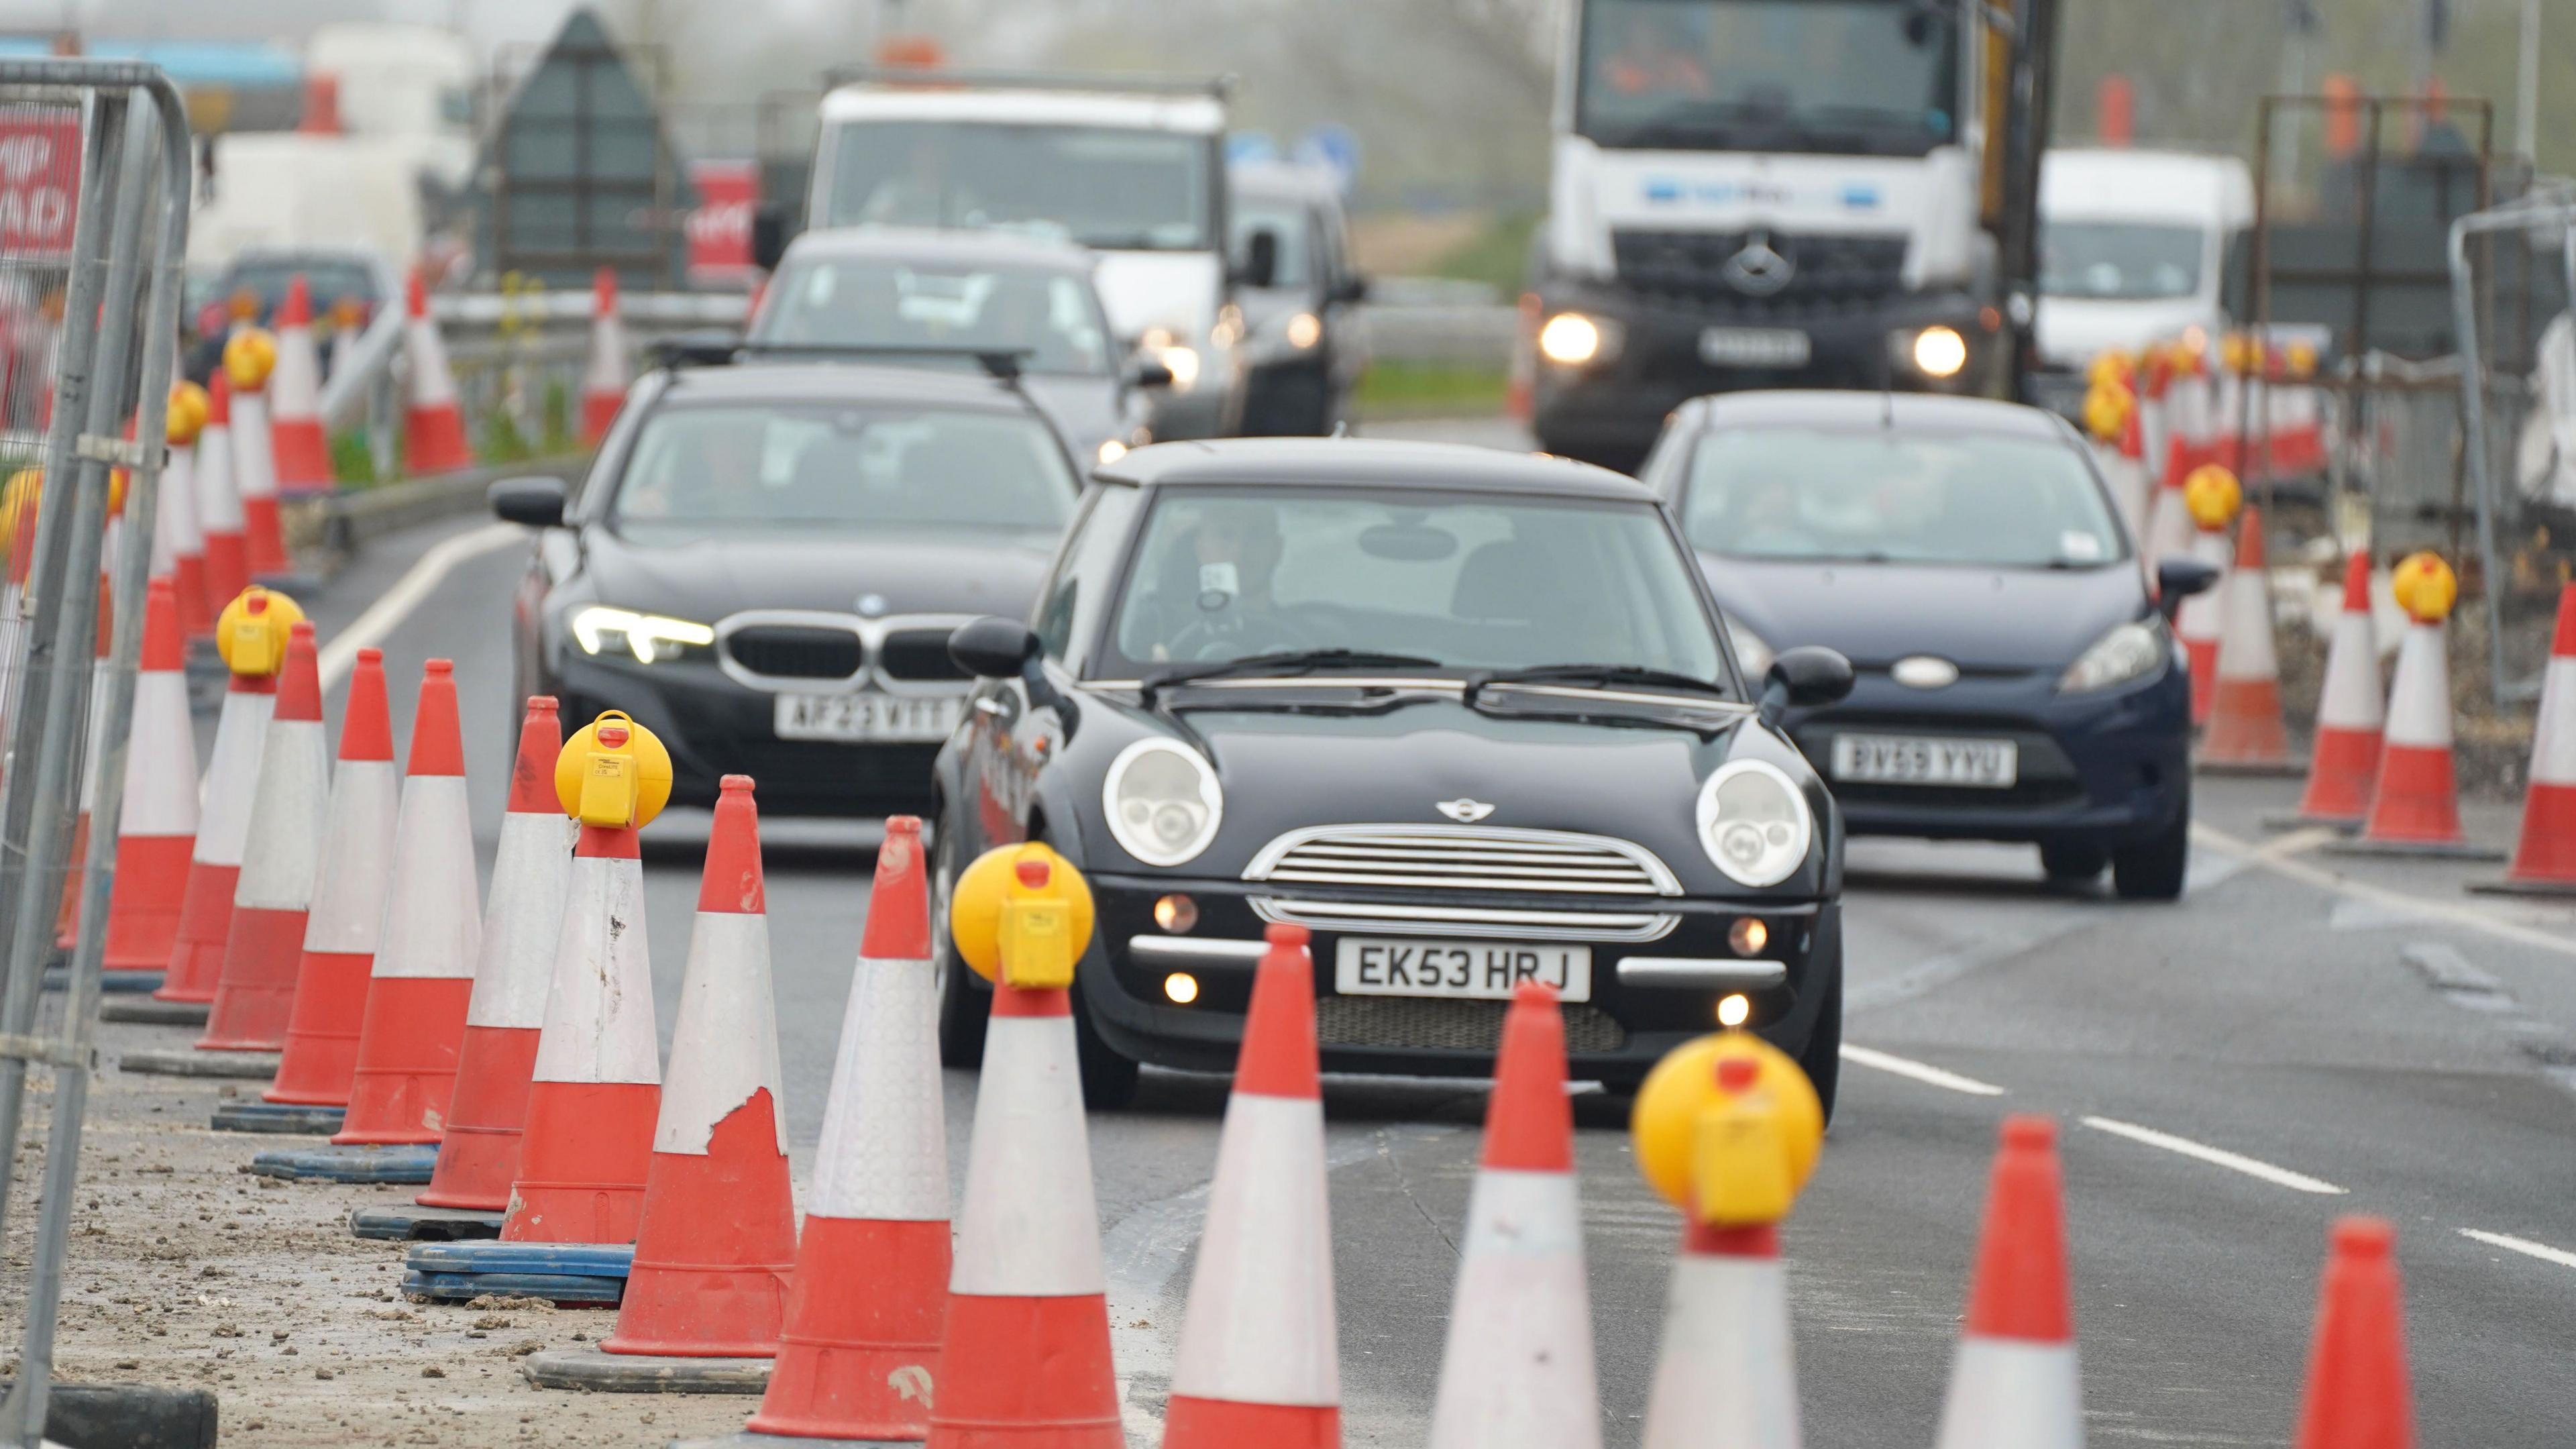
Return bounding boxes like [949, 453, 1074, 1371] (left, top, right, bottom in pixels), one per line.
[167, 380, 210, 445]
[2391, 551, 2457, 625]
[554, 710, 674, 829]
[223, 327, 278, 391]
[2082, 382, 2133, 444]
[213, 586, 305, 678]
[2184, 464, 2243, 531]
[951, 841, 1095, 989]
[1631, 1030, 1824, 1226]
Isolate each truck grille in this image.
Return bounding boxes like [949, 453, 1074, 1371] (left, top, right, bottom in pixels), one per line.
[724, 625, 864, 680]
[1244, 824, 1680, 897]
[1612, 227, 1909, 309]
[1316, 995, 1628, 1053]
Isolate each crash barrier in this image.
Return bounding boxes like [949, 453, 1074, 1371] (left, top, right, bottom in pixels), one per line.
[0, 53, 208, 1444]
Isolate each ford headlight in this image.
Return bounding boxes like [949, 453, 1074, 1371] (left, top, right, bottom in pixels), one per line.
[1104, 738, 1224, 867]
[1695, 760, 1813, 888]
[570, 606, 714, 664]
[2059, 619, 2168, 694]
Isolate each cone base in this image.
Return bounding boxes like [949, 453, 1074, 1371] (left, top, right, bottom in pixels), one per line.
[155, 861, 239, 1003]
[1162, 1397, 1339, 1448]
[273, 421, 333, 494]
[416, 1024, 541, 1210]
[2502, 784, 2576, 886]
[2202, 678, 2292, 767]
[405, 409, 475, 477]
[925, 1293, 1120, 1448]
[198, 904, 310, 1052]
[102, 833, 193, 972]
[2293, 727, 2382, 825]
[601, 1097, 798, 1358]
[333, 975, 474, 1144]
[503, 1079, 659, 1244]
[2358, 743, 2473, 847]
[749, 1216, 950, 1442]
[265, 949, 375, 1105]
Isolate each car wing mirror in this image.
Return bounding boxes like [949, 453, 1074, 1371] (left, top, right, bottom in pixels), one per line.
[1126, 356, 1176, 389]
[2155, 557, 2220, 619]
[1761, 646, 1855, 722]
[951, 616, 1071, 719]
[749, 202, 788, 273]
[488, 475, 568, 528]
[1332, 273, 1371, 305]
[1236, 228, 1279, 290]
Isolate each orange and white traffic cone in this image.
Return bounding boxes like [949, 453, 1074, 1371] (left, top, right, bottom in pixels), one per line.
[2282, 551, 2385, 828]
[416, 696, 570, 1210]
[224, 327, 291, 578]
[502, 712, 665, 1244]
[199, 620, 330, 1051]
[331, 659, 484, 1143]
[196, 374, 250, 616]
[2475, 584, 2576, 896]
[155, 586, 297, 1004]
[99, 578, 198, 974]
[1933, 1116, 2082, 1449]
[263, 647, 400, 1105]
[401, 270, 475, 476]
[2174, 466, 2239, 726]
[599, 775, 796, 1356]
[2292, 1218, 2413, 1449]
[928, 853, 1120, 1449]
[1163, 923, 1338, 1448]
[581, 267, 630, 445]
[269, 274, 333, 493]
[1428, 983, 1599, 1449]
[2336, 554, 2502, 859]
[749, 815, 948, 1439]
[2200, 505, 2298, 773]
[152, 380, 214, 640]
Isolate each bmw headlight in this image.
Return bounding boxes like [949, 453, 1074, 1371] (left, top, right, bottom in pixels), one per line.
[1104, 738, 1224, 867]
[1695, 760, 1813, 888]
[570, 606, 714, 664]
[2059, 619, 2169, 694]
[1721, 614, 1776, 681]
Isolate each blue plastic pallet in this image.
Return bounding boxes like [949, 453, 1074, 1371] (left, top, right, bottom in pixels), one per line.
[401, 1240, 634, 1305]
[211, 1101, 344, 1135]
[247, 1143, 438, 1184]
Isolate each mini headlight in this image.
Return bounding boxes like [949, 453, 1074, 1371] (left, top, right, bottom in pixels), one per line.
[570, 606, 715, 664]
[1913, 325, 1969, 379]
[1284, 311, 1322, 350]
[2059, 619, 2168, 694]
[1695, 760, 1813, 888]
[1104, 738, 1224, 867]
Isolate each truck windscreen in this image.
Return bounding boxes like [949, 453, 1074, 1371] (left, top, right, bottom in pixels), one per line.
[824, 121, 1213, 251]
[1576, 0, 1960, 157]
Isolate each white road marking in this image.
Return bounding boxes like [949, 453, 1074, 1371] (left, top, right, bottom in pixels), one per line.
[2193, 822, 2576, 961]
[2459, 1227, 2576, 1272]
[1839, 1044, 2007, 1096]
[2081, 1115, 2347, 1195]
[317, 522, 527, 689]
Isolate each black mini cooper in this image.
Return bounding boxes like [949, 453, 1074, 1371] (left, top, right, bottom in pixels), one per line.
[930, 438, 1854, 1110]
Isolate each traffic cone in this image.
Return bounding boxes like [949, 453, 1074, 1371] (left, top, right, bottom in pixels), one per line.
[2200, 506, 2298, 771]
[156, 589, 286, 1004]
[748, 815, 949, 1440]
[581, 267, 629, 446]
[51, 581, 115, 957]
[600, 775, 796, 1356]
[416, 696, 570, 1209]
[2292, 1218, 2412, 1449]
[226, 329, 290, 578]
[2108, 408, 2151, 539]
[402, 270, 475, 476]
[2339, 555, 2500, 858]
[332, 659, 484, 1143]
[927, 869, 1120, 1449]
[268, 275, 333, 493]
[2141, 461, 2192, 575]
[2178, 523, 2232, 726]
[153, 382, 213, 640]
[1163, 923, 1338, 1448]
[100, 578, 197, 973]
[1427, 983, 1600, 1449]
[2478, 584, 2576, 894]
[2285, 552, 2385, 828]
[264, 647, 401, 1104]
[502, 716, 664, 1244]
[1933, 1116, 2082, 1449]
[198, 621, 330, 1051]
[197, 374, 250, 615]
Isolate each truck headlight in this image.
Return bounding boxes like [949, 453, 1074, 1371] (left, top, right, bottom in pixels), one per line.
[1539, 312, 1620, 366]
[2059, 619, 2169, 694]
[1696, 760, 1813, 888]
[570, 606, 714, 664]
[1912, 325, 1969, 379]
[1284, 311, 1322, 350]
[1105, 738, 1224, 867]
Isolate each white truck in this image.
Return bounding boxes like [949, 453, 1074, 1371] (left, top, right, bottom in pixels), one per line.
[800, 68, 1244, 439]
[1527, 0, 2061, 470]
[2029, 147, 2254, 412]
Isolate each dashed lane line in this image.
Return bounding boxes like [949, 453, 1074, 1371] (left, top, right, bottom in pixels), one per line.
[2081, 1115, 2347, 1195]
[2192, 822, 2576, 961]
[316, 522, 528, 690]
[2459, 1228, 2576, 1273]
[1839, 1044, 2008, 1096]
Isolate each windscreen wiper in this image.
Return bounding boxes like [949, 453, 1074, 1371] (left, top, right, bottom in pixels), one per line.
[1141, 649, 1445, 704]
[1465, 663, 1730, 706]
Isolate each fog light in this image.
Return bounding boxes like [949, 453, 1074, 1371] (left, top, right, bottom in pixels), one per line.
[1729, 918, 1768, 957]
[1153, 894, 1198, 933]
[1164, 972, 1200, 1005]
[1913, 325, 1968, 379]
[1717, 993, 1752, 1028]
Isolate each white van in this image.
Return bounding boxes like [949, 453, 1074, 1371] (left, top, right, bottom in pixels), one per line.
[806, 71, 1242, 439]
[2034, 148, 2255, 378]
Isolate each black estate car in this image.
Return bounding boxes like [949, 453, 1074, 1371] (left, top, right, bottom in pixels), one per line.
[930, 437, 1856, 1110]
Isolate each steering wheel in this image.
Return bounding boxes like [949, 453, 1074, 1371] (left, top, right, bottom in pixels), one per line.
[1167, 611, 1309, 662]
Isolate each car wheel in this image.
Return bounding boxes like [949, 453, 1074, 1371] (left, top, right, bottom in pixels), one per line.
[2112, 788, 2191, 902]
[929, 823, 987, 1068]
[2039, 842, 2108, 882]
[1072, 1000, 1141, 1110]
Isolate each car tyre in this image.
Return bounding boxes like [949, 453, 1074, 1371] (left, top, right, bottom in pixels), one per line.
[2039, 842, 2108, 882]
[2112, 788, 2191, 902]
[1072, 1000, 1141, 1110]
[929, 822, 988, 1069]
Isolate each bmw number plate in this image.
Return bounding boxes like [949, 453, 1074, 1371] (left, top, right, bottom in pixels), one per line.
[1831, 733, 2018, 788]
[773, 693, 963, 744]
[1334, 938, 1592, 1004]
[1699, 327, 1811, 369]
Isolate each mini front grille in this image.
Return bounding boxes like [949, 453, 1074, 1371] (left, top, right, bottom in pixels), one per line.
[725, 625, 863, 680]
[1246, 824, 1679, 897]
[879, 628, 967, 682]
[1316, 995, 1627, 1054]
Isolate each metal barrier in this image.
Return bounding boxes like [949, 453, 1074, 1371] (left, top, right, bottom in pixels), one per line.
[0, 58, 196, 1446]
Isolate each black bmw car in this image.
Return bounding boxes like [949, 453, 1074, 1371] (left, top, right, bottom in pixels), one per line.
[930, 437, 1856, 1110]
[491, 357, 1081, 816]
[1638, 391, 2216, 898]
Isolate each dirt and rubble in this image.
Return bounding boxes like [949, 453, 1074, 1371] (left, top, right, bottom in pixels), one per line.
[0, 1013, 759, 1447]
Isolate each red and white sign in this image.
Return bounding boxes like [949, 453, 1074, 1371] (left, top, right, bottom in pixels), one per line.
[0, 114, 82, 256]
[686, 160, 759, 284]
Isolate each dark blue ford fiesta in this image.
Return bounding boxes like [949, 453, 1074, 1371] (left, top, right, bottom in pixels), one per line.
[1637, 390, 2216, 900]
